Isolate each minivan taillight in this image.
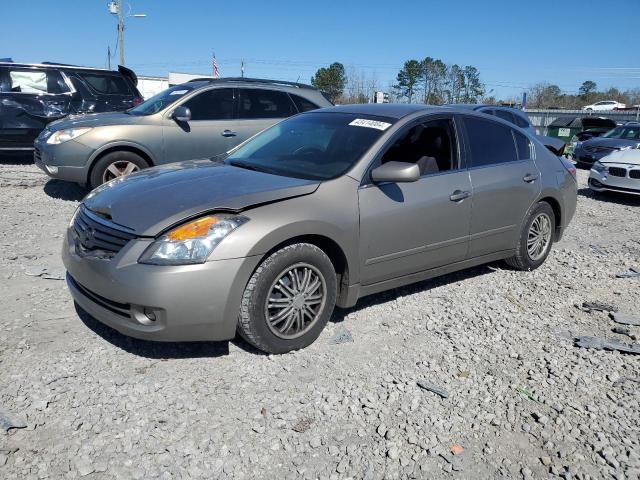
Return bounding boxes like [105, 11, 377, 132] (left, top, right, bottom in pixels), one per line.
[132, 96, 143, 106]
[560, 156, 577, 179]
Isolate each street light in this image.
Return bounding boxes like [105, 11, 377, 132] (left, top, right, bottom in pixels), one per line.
[108, 0, 146, 66]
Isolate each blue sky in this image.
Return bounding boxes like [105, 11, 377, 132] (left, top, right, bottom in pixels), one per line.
[2, 0, 639, 99]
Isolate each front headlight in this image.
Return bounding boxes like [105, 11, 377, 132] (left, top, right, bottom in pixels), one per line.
[139, 214, 249, 265]
[591, 161, 607, 173]
[46, 127, 92, 145]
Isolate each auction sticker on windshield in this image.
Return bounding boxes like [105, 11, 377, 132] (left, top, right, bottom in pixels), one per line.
[349, 119, 392, 131]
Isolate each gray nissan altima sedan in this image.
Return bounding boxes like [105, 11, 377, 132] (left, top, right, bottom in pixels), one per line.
[63, 104, 577, 353]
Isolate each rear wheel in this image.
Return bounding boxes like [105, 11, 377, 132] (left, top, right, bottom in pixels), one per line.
[506, 202, 555, 271]
[238, 243, 337, 354]
[89, 151, 149, 188]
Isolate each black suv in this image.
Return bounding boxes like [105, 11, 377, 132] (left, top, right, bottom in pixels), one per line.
[0, 61, 142, 151]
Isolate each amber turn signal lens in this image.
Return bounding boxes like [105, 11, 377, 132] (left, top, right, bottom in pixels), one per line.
[166, 216, 219, 241]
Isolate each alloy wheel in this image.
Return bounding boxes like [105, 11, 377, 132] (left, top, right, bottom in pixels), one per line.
[527, 212, 552, 261]
[264, 262, 326, 339]
[102, 160, 140, 183]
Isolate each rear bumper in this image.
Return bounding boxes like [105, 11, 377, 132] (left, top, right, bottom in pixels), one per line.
[62, 227, 261, 342]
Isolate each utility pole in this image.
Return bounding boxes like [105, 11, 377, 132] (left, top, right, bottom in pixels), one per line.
[108, 1, 146, 67]
[117, 0, 125, 65]
[107, 46, 111, 70]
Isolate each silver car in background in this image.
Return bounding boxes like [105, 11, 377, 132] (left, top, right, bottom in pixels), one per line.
[63, 104, 577, 354]
[589, 149, 640, 196]
[34, 78, 332, 188]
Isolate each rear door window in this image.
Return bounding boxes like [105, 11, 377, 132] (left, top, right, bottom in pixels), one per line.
[7, 68, 70, 94]
[76, 72, 131, 95]
[238, 88, 296, 119]
[464, 116, 518, 167]
[182, 88, 235, 121]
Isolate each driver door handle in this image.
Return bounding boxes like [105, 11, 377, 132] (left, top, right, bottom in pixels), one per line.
[523, 173, 539, 183]
[221, 129, 237, 137]
[449, 190, 471, 202]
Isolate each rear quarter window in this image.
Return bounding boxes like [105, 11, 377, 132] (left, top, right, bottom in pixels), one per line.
[76, 73, 132, 95]
[290, 94, 319, 113]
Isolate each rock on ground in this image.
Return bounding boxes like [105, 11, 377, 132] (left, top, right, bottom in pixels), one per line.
[1, 156, 639, 479]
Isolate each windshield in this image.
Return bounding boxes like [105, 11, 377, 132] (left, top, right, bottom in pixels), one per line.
[127, 84, 195, 115]
[225, 112, 393, 180]
[603, 126, 640, 140]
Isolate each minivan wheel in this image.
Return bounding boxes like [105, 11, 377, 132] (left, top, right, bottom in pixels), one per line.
[238, 243, 337, 354]
[89, 151, 149, 189]
[505, 202, 555, 271]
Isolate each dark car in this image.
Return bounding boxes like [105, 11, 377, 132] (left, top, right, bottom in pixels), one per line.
[0, 61, 142, 151]
[573, 122, 640, 167]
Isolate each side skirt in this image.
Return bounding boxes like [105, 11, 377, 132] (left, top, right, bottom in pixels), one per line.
[337, 250, 513, 308]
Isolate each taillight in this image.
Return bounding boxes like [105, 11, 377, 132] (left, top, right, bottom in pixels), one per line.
[560, 156, 577, 179]
[132, 97, 143, 106]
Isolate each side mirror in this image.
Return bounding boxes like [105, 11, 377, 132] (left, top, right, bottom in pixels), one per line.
[171, 106, 191, 122]
[371, 161, 420, 183]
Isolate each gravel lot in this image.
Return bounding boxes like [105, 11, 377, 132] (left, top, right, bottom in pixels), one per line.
[0, 155, 639, 480]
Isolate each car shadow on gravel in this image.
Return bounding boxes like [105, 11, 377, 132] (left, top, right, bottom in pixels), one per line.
[0, 152, 33, 164]
[331, 263, 498, 323]
[43, 179, 87, 201]
[578, 187, 640, 207]
[76, 303, 233, 358]
[76, 264, 500, 358]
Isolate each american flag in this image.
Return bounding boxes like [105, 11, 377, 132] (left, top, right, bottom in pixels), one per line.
[212, 52, 220, 79]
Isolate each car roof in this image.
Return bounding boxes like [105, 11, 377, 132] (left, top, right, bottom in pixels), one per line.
[0, 61, 121, 74]
[182, 77, 319, 91]
[313, 103, 447, 119]
[449, 103, 524, 113]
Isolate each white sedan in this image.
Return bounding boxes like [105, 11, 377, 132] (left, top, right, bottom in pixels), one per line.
[582, 100, 626, 111]
[589, 149, 640, 196]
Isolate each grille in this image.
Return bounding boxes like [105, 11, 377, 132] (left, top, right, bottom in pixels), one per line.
[73, 207, 136, 255]
[34, 148, 42, 162]
[584, 145, 616, 154]
[608, 167, 627, 178]
[630, 169, 640, 179]
[68, 275, 131, 318]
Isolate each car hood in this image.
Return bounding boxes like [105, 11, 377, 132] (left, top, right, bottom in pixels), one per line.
[48, 111, 147, 130]
[582, 137, 640, 148]
[83, 160, 320, 236]
[600, 148, 640, 166]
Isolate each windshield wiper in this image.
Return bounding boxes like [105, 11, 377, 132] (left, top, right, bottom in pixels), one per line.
[227, 160, 277, 175]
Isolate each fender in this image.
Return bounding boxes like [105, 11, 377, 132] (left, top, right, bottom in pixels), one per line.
[87, 140, 156, 168]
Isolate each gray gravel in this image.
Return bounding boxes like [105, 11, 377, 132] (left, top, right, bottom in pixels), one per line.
[1, 156, 639, 479]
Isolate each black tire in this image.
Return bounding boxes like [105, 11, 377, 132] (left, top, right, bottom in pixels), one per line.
[238, 243, 337, 354]
[505, 202, 556, 271]
[89, 151, 149, 189]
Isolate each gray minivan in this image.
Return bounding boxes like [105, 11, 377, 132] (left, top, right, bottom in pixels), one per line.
[34, 78, 332, 188]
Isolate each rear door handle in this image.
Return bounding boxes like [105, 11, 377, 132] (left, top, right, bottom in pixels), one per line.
[221, 129, 237, 137]
[523, 173, 539, 183]
[449, 190, 471, 202]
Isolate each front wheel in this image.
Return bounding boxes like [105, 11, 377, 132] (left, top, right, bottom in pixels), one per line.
[89, 151, 149, 188]
[506, 202, 555, 271]
[238, 243, 337, 354]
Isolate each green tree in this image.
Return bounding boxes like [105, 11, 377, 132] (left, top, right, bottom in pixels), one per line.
[579, 80, 597, 97]
[311, 62, 347, 103]
[461, 66, 485, 103]
[394, 60, 422, 103]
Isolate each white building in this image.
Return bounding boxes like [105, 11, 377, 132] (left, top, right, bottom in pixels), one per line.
[136, 72, 214, 99]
